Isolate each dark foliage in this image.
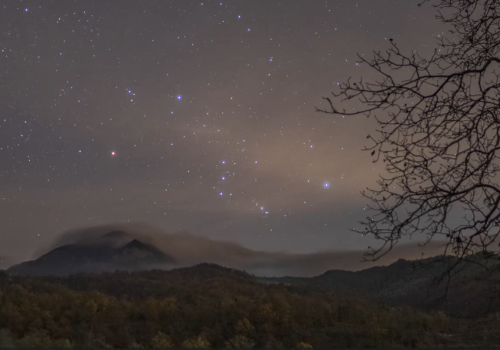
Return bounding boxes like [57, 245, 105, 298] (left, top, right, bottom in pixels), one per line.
[1, 264, 500, 348]
[264, 253, 500, 319]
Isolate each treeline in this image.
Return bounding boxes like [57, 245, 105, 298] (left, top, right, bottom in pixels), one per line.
[0, 266, 498, 348]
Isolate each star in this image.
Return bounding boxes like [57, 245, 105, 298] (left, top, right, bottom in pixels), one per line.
[1, 0, 436, 268]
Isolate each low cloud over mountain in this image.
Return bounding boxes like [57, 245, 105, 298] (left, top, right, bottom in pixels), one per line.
[13, 222, 447, 277]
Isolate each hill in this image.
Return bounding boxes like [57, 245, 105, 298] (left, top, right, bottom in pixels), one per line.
[8, 252, 500, 320]
[29, 223, 448, 277]
[261, 254, 500, 318]
[8, 238, 176, 276]
[8, 263, 255, 300]
[8, 228, 500, 319]
[1, 264, 497, 348]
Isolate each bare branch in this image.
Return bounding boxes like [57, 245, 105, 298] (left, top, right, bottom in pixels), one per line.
[317, 0, 500, 267]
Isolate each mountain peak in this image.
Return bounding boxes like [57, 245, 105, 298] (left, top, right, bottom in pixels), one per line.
[121, 239, 149, 249]
[115, 238, 174, 264]
[8, 236, 175, 276]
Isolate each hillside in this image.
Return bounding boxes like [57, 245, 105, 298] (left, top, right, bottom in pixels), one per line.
[261, 254, 500, 318]
[8, 232, 500, 320]
[1, 265, 499, 348]
[8, 238, 176, 276]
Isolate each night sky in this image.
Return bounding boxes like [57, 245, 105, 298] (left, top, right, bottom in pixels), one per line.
[1, 1, 447, 262]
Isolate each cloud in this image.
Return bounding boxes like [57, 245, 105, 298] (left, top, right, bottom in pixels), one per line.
[32, 222, 447, 277]
[0, 256, 18, 270]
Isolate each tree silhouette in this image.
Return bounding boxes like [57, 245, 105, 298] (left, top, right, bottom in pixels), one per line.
[317, 0, 500, 266]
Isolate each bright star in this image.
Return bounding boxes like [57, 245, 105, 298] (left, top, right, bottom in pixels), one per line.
[177, 95, 182, 100]
[324, 182, 329, 188]
[111, 151, 116, 156]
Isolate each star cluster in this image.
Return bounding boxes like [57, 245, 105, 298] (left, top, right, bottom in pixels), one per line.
[0, 1, 446, 260]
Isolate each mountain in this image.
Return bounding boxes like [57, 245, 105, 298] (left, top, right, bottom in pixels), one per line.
[261, 254, 500, 318]
[8, 238, 176, 276]
[29, 223, 447, 277]
[12, 223, 500, 317]
[7, 243, 500, 318]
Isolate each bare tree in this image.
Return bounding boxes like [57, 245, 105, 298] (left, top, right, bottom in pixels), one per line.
[317, 0, 500, 267]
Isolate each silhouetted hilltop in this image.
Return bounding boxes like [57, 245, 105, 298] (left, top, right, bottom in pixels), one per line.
[8, 251, 500, 318]
[32, 223, 449, 277]
[8, 237, 176, 276]
[7, 226, 500, 319]
[6, 263, 256, 300]
[262, 254, 500, 318]
[113, 239, 172, 264]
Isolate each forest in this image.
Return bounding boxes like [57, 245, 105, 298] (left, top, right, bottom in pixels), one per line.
[1, 264, 500, 348]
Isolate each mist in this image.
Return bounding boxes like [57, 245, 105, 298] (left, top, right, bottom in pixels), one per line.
[27, 222, 448, 277]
